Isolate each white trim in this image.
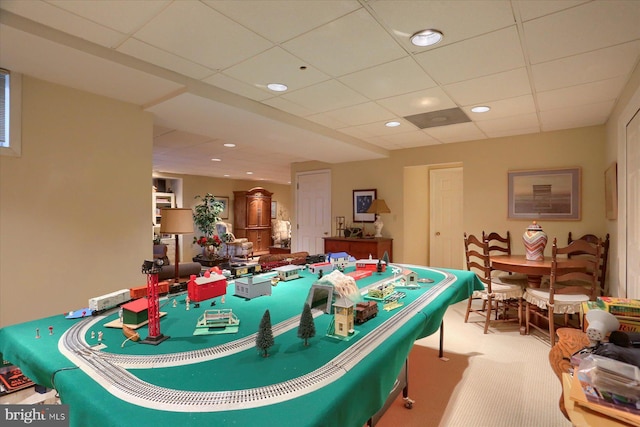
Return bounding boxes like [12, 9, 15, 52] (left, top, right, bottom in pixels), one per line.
[0, 71, 21, 157]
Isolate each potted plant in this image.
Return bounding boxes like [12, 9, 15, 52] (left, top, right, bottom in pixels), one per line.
[192, 193, 226, 266]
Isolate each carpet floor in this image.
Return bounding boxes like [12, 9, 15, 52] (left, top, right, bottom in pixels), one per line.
[375, 300, 572, 427]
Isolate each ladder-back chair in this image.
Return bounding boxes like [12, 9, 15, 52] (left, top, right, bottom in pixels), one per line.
[464, 233, 523, 333]
[567, 232, 610, 296]
[524, 238, 601, 346]
[483, 231, 528, 283]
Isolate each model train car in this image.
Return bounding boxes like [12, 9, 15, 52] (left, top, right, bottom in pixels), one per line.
[306, 254, 326, 264]
[89, 289, 131, 314]
[130, 281, 170, 299]
[354, 301, 378, 324]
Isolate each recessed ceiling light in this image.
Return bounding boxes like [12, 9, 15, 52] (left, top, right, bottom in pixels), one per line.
[410, 29, 443, 47]
[471, 106, 491, 113]
[246, 171, 253, 175]
[267, 83, 288, 92]
[224, 174, 230, 177]
[223, 143, 236, 148]
[211, 158, 221, 162]
[385, 121, 401, 127]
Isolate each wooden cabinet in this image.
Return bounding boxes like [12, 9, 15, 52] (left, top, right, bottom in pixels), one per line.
[234, 188, 273, 255]
[323, 237, 393, 262]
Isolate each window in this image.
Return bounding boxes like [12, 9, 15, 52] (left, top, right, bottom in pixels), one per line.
[0, 68, 22, 157]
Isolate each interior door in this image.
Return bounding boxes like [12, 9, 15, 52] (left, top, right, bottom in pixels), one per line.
[429, 167, 464, 269]
[296, 170, 331, 255]
[627, 109, 640, 299]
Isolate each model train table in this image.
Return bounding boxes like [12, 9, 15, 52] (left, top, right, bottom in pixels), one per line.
[0, 264, 482, 427]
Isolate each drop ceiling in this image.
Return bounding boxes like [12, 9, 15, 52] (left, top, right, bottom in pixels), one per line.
[1, 0, 639, 185]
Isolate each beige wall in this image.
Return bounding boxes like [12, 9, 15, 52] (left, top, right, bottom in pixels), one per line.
[0, 76, 152, 326]
[293, 126, 606, 266]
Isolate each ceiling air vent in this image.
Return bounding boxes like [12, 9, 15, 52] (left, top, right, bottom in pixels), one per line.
[404, 107, 471, 129]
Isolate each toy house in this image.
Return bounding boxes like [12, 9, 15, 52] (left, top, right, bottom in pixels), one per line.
[235, 276, 272, 299]
[327, 252, 355, 270]
[188, 272, 227, 303]
[402, 269, 418, 285]
[274, 264, 301, 281]
[122, 298, 149, 326]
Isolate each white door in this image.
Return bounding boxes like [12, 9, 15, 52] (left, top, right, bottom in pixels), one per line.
[627, 110, 640, 299]
[296, 170, 331, 255]
[429, 167, 464, 269]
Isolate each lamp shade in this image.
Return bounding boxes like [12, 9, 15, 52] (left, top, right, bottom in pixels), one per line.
[159, 208, 194, 234]
[366, 199, 391, 214]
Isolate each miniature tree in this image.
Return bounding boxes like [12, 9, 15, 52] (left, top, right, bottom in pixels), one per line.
[382, 251, 390, 265]
[256, 309, 274, 357]
[297, 303, 316, 346]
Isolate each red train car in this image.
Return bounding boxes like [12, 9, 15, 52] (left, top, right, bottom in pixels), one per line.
[354, 301, 378, 324]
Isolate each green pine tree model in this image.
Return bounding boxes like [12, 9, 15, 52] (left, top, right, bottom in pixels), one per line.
[297, 303, 316, 346]
[256, 309, 274, 357]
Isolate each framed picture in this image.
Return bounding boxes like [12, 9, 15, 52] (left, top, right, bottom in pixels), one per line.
[353, 189, 377, 223]
[507, 168, 581, 220]
[215, 196, 229, 219]
[271, 201, 277, 219]
[605, 162, 617, 220]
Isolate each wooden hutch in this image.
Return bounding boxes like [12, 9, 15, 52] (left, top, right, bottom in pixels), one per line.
[233, 187, 273, 256]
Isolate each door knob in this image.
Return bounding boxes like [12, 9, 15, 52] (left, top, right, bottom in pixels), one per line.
[435, 232, 441, 236]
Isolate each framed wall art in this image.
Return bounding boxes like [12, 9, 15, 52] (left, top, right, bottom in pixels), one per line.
[216, 196, 229, 219]
[605, 162, 617, 220]
[507, 168, 581, 220]
[271, 201, 277, 219]
[353, 189, 376, 223]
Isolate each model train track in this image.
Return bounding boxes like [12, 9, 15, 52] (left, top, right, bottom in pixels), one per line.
[59, 266, 455, 412]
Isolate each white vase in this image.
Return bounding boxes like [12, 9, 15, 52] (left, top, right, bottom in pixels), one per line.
[522, 221, 547, 261]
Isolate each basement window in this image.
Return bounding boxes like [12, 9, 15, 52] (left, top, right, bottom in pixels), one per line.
[0, 68, 22, 157]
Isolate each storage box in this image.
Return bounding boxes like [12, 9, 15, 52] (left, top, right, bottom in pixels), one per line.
[596, 297, 640, 318]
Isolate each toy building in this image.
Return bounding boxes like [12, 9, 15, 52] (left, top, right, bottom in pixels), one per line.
[122, 298, 149, 326]
[402, 269, 418, 285]
[308, 262, 334, 275]
[326, 252, 355, 270]
[235, 275, 272, 299]
[332, 296, 355, 337]
[273, 264, 301, 281]
[187, 272, 227, 303]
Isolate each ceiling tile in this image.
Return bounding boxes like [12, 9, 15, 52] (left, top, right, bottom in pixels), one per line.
[370, 130, 441, 149]
[280, 80, 368, 113]
[531, 41, 640, 92]
[339, 57, 437, 100]
[537, 76, 628, 111]
[322, 102, 395, 127]
[444, 67, 531, 106]
[524, 1, 640, 64]
[203, 0, 361, 44]
[463, 94, 536, 120]
[203, 73, 272, 102]
[475, 112, 540, 134]
[516, 0, 589, 21]
[423, 122, 487, 143]
[131, 1, 273, 71]
[369, 0, 516, 52]
[376, 87, 457, 117]
[261, 97, 317, 117]
[415, 26, 525, 85]
[540, 100, 616, 131]
[282, 8, 406, 76]
[153, 130, 213, 148]
[222, 47, 330, 92]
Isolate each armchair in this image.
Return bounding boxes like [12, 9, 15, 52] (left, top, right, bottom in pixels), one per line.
[215, 221, 254, 260]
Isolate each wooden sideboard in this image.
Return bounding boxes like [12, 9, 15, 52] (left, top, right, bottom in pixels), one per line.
[323, 237, 393, 262]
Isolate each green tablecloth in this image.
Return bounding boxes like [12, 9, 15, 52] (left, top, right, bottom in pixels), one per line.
[0, 265, 481, 427]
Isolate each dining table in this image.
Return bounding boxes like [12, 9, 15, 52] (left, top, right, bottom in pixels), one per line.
[489, 255, 586, 288]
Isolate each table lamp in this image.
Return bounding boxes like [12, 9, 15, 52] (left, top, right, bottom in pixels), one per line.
[367, 199, 391, 237]
[160, 208, 194, 283]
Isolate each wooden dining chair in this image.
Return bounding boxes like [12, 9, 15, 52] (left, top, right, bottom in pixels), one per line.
[464, 233, 523, 333]
[524, 238, 601, 346]
[567, 232, 610, 296]
[483, 231, 528, 283]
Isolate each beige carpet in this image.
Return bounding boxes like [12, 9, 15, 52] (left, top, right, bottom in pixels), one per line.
[376, 300, 572, 427]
